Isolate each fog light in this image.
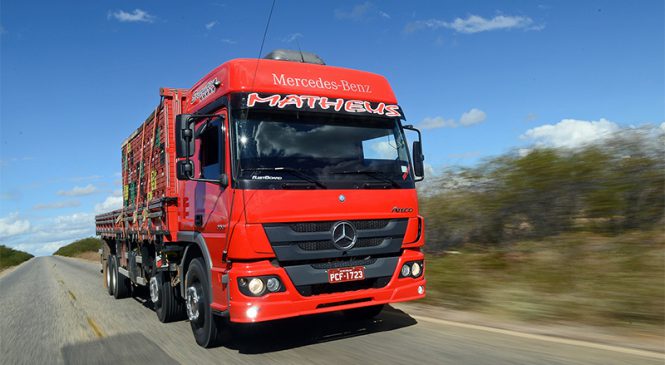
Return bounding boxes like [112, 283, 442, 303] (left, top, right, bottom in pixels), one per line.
[266, 277, 280, 292]
[246, 306, 259, 319]
[418, 285, 424, 295]
[411, 262, 422, 277]
[400, 264, 411, 277]
[248, 278, 265, 295]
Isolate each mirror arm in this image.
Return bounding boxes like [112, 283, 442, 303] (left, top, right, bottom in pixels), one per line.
[403, 124, 425, 182]
[403, 124, 422, 142]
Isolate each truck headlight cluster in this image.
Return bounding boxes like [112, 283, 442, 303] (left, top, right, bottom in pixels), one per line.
[399, 261, 424, 278]
[238, 276, 284, 296]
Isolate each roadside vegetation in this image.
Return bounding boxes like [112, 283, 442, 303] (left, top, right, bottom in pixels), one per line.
[420, 127, 664, 333]
[53, 237, 103, 259]
[0, 245, 34, 271]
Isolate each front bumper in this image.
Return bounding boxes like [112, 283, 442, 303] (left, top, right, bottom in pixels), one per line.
[223, 249, 425, 323]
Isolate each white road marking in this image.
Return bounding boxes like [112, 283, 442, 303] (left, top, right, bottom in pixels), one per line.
[412, 314, 665, 360]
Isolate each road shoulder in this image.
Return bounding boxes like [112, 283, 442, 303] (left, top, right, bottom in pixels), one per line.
[392, 302, 665, 356]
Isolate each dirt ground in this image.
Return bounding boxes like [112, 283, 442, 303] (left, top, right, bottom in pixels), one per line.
[73, 251, 100, 261]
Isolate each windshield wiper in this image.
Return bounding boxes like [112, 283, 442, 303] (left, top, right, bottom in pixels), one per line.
[331, 170, 401, 188]
[240, 167, 327, 189]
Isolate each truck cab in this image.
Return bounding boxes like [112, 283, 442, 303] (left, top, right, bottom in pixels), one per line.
[97, 50, 425, 348]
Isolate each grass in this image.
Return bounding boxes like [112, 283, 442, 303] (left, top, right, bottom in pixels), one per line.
[424, 230, 665, 333]
[53, 237, 103, 257]
[0, 245, 34, 271]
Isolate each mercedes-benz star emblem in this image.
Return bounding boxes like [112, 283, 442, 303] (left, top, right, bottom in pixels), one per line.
[331, 221, 357, 250]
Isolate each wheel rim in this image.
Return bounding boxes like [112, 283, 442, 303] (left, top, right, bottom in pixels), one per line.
[149, 276, 160, 303]
[186, 284, 203, 324]
[110, 258, 117, 290]
[105, 260, 111, 287]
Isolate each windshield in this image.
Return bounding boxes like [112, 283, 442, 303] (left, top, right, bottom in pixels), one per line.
[233, 110, 414, 189]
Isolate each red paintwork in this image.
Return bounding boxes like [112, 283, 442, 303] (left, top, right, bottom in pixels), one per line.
[95, 57, 425, 323]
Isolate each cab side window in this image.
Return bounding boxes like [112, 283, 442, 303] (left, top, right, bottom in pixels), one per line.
[199, 119, 224, 179]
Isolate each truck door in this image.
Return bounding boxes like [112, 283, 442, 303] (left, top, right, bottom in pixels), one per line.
[194, 109, 230, 270]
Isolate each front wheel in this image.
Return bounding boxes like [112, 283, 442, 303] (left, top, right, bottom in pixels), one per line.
[343, 304, 385, 320]
[185, 258, 223, 348]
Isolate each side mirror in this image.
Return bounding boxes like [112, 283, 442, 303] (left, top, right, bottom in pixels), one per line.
[176, 160, 193, 180]
[175, 114, 194, 158]
[412, 141, 425, 179]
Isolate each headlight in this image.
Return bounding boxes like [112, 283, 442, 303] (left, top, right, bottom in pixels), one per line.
[248, 278, 265, 295]
[411, 262, 422, 277]
[238, 276, 284, 297]
[400, 264, 411, 277]
[266, 277, 281, 292]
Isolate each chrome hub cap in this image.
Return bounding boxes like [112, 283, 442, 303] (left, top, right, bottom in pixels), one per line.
[110, 262, 116, 289]
[149, 276, 159, 303]
[186, 286, 200, 321]
[106, 262, 111, 286]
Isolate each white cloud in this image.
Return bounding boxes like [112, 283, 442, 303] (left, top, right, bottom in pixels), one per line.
[369, 141, 398, 159]
[0, 156, 32, 168]
[420, 116, 457, 129]
[205, 21, 217, 30]
[108, 9, 155, 23]
[221, 38, 237, 45]
[95, 195, 123, 213]
[424, 163, 436, 177]
[0, 213, 30, 238]
[660, 122, 665, 132]
[459, 108, 487, 126]
[419, 108, 487, 129]
[6, 212, 97, 256]
[282, 32, 303, 43]
[518, 148, 532, 157]
[33, 200, 80, 210]
[335, 2, 373, 21]
[521, 118, 620, 148]
[379, 11, 391, 19]
[406, 14, 542, 34]
[57, 184, 98, 197]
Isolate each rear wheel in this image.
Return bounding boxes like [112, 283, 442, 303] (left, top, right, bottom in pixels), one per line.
[111, 255, 130, 299]
[186, 258, 223, 347]
[343, 304, 385, 320]
[152, 272, 185, 323]
[104, 256, 113, 295]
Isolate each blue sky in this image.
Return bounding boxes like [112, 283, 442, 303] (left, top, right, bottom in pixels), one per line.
[1, 1, 663, 255]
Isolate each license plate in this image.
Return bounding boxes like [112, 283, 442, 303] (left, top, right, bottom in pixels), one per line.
[328, 266, 365, 283]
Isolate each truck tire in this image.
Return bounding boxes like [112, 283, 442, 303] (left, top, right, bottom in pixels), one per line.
[104, 256, 113, 295]
[185, 258, 223, 348]
[153, 273, 185, 323]
[343, 304, 385, 320]
[111, 255, 130, 299]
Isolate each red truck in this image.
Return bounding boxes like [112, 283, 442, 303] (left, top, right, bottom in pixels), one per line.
[95, 49, 426, 347]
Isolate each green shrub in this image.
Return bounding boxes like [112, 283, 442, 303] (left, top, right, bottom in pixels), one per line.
[0, 245, 33, 270]
[53, 237, 103, 257]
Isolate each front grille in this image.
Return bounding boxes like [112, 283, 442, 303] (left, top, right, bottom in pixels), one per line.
[296, 276, 391, 296]
[297, 237, 384, 251]
[297, 241, 335, 251]
[310, 257, 377, 269]
[289, 219, 390, 233]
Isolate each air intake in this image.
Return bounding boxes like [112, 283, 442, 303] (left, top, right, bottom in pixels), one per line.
[263, 49, 326, 65]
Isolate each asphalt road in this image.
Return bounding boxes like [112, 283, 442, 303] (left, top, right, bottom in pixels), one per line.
[1, 256, 662, 365]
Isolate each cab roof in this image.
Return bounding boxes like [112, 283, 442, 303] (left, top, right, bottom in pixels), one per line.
[186, 58, 398, 113]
